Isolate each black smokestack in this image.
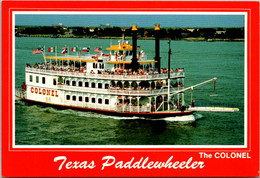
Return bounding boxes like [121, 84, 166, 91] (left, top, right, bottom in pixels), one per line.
[154, 24, 161, 73]
[131, 25, 139, 72]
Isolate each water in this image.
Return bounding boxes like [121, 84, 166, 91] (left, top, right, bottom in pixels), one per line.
[15, 37, 244, 145]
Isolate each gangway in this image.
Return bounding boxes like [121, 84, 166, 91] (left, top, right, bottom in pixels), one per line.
[166, 77, 239, 112]
[169, 77, 217, 96]
[188, 107, 239, 112]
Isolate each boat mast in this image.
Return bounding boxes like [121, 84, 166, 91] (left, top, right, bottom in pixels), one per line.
[55, 46, 57, 66]
[154, 24, 161, 73]
[131, 25, 139, 72]
[122, 28, 126, 42]
[168, 40, 172, 110]
[42, 45, 46, 65]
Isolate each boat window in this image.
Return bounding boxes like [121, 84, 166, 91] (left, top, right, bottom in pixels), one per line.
[98, 98, 102, 104]
[92, 98, 95, 103]
[105, 84, 109, 89]
[53, 79, 57, 85]
[78, 81, 83, 87]
[72, 81, 76, 86]
[91, 82, 96, 88]
[30, 75, 33, 82]
[98, 83, 102, 88]
[36, 76, 39, 83]
[85, 82, 89, 87]
[66, 80, 70, 86]
[66, 95, 70, 100]
[78, 96, 82, 102]
[105, 99, 109, 105]
[42, 77, 45, 84]
[72, 96, 76, 101]
[93, 63, 98, 69]
[85, 97, 89, 102]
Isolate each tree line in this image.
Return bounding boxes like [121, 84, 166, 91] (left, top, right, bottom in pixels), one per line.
[15, 26, 244, 40]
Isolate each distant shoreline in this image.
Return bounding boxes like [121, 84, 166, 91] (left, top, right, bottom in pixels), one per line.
[15, 25, 244, 41]
[15, 35, 244, 42]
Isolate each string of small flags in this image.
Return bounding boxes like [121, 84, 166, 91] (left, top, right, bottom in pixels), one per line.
[32, 46, 102, 55]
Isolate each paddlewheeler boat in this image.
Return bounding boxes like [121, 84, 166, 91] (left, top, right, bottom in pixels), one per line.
[16, 25, 227, 119]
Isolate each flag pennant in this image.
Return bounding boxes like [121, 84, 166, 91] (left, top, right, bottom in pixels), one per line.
[94, 47, 102, 53]
[32, 47, 44, 54]
[48, 47, 56, 53]
[71, 47, 78, 52]
[82, 47, 90, 52]
[61, 47, 68, 54]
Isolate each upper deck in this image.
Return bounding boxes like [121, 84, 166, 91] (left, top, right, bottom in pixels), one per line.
[26, 67, 185, 81]
[29, 36, 184, 82]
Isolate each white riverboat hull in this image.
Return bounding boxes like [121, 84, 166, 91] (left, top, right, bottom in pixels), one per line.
[15, 94, 194, 119]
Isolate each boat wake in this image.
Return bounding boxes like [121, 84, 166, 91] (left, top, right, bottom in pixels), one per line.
[162, 114, 196, 122]
[159, 113, 204, 125]
[194, 113, 204, 120]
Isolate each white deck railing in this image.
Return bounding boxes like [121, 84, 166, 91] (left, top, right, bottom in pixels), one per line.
[57, 85, 184, 96]
[108, 87, 183, 96]
[116, 105, 151, 113]
[26, 67, 184, 80]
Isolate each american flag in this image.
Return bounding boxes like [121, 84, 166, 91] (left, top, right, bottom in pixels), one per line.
[61, 47, 68, 54]
[94, 47, 102, 53]
[32, 47, 44, 54]
[82, 47, 90, 52]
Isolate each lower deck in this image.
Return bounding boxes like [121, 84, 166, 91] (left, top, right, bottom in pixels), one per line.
[15, 91, 194, 118]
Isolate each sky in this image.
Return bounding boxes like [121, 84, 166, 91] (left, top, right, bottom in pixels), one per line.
[15, 14, 244, 28]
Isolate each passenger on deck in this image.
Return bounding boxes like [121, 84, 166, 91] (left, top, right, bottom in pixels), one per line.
[191, 100, 195, 107]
